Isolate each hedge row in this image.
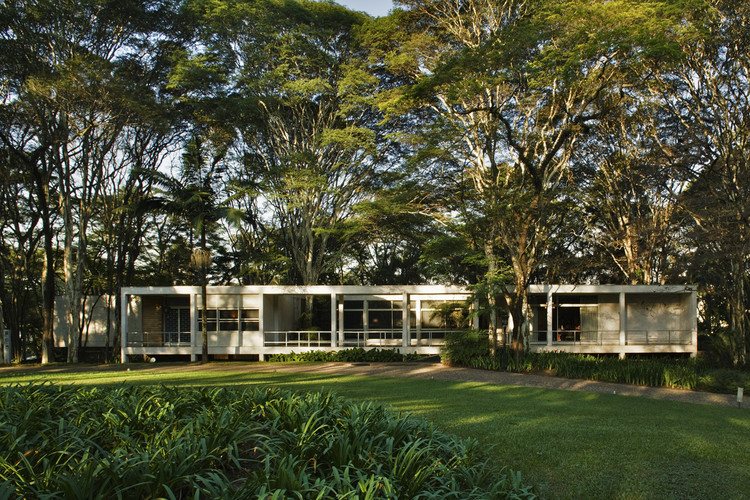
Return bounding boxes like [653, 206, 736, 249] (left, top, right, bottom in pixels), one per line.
[441, 331, 750, 393]
[267, 348, 424, 363]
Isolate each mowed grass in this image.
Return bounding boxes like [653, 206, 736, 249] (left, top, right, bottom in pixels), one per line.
[2, 364, 749, 499]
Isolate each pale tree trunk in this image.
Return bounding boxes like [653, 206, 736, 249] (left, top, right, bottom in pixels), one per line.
[59, 142, 87, 364]
[63, 199, 80, 363]
[34, 168, 56, 364]
[194, 229, 210, 364]
[484, 240, 500, 357]
[728, 258, 748, 364]
[40, 250, 55, 364]
[504, 279, 527, 371]
[504, 216, 537, 370]
[63, 176, 92, 363]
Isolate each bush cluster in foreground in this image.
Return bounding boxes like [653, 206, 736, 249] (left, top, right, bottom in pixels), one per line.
[442, 331, 750, 393]
[267, 348, 424, 363]
[0, 384, 535, 499]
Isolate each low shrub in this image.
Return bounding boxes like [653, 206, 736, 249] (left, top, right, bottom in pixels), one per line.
[451, 349, 750, 393]
[268, 348, 407, 363]
[441, 330, 491, 366]
[0, 384, 536, 499]
[697, 369, 750, 393]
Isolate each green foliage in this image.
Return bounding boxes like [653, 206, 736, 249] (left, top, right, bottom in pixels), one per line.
[697, 369, 750, 394]
[268, 348, 407, 363]
[446, 348, 750, 393]
[0, 383, 535, 499]
[441, 330, 491, 366]
[506, 353, 706, 389]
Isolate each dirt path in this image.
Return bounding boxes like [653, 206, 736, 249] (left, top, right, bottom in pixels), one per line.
[207, 361, 744, 408]
[2, 361, 745, 408]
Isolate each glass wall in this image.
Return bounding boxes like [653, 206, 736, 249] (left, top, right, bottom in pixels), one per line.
[199, 307, 259, 333]
[163, 296, 190, 344]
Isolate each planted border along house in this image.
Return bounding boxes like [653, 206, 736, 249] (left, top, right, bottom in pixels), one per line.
[110, 284, 698, 362]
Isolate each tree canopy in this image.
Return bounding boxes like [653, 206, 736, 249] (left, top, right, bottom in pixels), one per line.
[1, 0, 748, 364]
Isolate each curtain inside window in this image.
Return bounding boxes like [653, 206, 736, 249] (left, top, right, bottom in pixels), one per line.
[580, 306, 598, 342]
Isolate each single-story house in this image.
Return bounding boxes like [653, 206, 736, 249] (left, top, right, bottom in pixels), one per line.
[113, 284, 697, 361]
[523, 284, 697, 357]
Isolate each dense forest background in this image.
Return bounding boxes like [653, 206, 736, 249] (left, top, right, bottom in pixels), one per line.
[1, 0, 748, 364]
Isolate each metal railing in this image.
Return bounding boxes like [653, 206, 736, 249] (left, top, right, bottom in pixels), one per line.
[625, 330, 692, 345]
[264, 331, 332, 348]
[549, 329, 619, 344]
[126, 331, 191, 347]
[533, 329, 692, 346]
[341, 330, 403, 347]
[409, 329, 452, 346]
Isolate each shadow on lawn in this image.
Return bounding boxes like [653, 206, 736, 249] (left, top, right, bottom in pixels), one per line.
[1, 366, 748, 499]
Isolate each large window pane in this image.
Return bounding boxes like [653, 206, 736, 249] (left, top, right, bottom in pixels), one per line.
[241, 309, 259, 331]
[198, 309, 217, 333]
[421, 310, 444, 329]
[219, 309, 239, 331]
[368, 300, 391, 310]
[368, 310, 392, 330]
[344, 310, 363, 329]
[393, 311, 403, 329]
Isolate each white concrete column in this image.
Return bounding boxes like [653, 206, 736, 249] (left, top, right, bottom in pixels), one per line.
[690, 289, 698, 357]
[547, 289, 553, 347]
[190, 293, 198, 362]
[337, 300, 344, 348]
[363, 300, 369, 346]
[258, 292, 265, 332]
[402, 292, 409, 348]
[416, 299, 422, 344]
[259, 291, 265, 355]
[120, 292, 129, 363]
[619, 291, 626, 348]
[331, 292, 337, 348]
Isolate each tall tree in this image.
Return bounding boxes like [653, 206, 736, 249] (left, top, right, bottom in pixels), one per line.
[1, 0, 177, 362]
[238, 0, 379, 286]
[655, 0, 750, 362]
[0, 141, 45, 360]
[576, 98, 685, 285]
[141, 131, 244, 362]
[369, 0, 697, 361]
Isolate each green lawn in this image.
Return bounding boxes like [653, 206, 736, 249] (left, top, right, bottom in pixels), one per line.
[2, 364, 749, 499]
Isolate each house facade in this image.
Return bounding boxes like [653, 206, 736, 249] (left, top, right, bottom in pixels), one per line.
[523, 284, 697, 357]
[118, 284, 697, 362]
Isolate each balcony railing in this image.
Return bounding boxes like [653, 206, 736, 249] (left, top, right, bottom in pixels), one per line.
[625, 329, 692, 345]
[534, 329, 692, 345]
[341, 330, 403, 347]
[409, 329, 452, 346]
[126, 331, 191, 347]
[264, 331, 332, 348]
[127, 328, 463, 349]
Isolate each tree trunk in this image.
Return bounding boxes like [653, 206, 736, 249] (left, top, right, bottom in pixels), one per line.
[34, 168, 56, 365]
[728, 258, 748, 364]
[62, 193, 80, 363]
[40, 248, 55, 364]
[200, 228, 209, 364]
[484, 240, 499, 357]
